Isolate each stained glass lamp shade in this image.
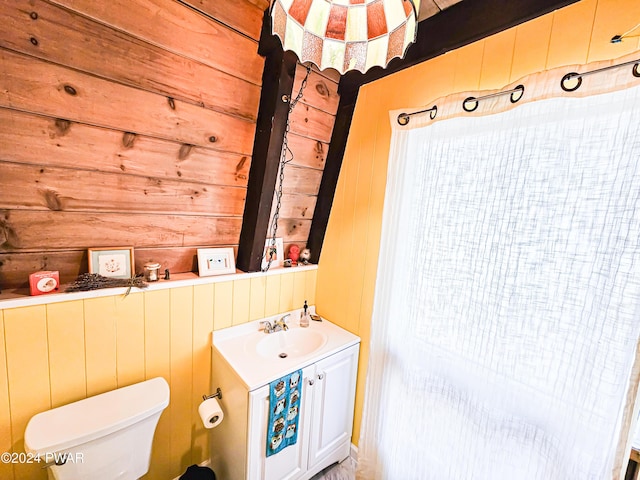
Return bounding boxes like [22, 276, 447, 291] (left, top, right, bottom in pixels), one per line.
[270, 0, 421, 75]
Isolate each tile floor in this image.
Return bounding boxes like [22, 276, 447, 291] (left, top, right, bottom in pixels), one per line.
[310, 456, 356, 480]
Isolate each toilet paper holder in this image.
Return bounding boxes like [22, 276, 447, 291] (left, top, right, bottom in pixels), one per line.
[202, 387, 222, 401]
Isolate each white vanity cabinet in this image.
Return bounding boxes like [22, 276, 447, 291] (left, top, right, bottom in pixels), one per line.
[307, 346, 359, 471]
[248, 345, 359, 480]
[246, 364, 315, 480]
[209, 324, 359, 480]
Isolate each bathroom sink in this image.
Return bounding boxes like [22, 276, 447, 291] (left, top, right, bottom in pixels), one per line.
[254, 328, 327, 360]
[212, 307, 360, 391]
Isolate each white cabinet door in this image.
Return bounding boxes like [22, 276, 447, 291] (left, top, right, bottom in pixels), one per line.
[307, 345, 359, 470]
[248, 366, 316, 480]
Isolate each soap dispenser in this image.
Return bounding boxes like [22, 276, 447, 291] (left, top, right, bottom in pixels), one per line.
[299, 300, 310, 328]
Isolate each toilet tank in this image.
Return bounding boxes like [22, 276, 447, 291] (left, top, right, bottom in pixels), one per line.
[25, 377, 170, 480]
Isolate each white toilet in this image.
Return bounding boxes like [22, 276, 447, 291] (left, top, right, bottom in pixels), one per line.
[24, 377, 170, 480]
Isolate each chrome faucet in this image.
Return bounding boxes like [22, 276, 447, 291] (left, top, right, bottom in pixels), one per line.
[274, 314, 290, 332]
[260, 314, 290, 334]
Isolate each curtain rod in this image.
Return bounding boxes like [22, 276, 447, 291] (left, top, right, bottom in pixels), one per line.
[397, 58, 640, 125]
[397, 106, 437, 125]
[463, 84, 524, 112]
[561, 58, 640, 91]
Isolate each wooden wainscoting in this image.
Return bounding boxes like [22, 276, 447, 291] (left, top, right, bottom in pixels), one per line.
[0, 268, 317, 480]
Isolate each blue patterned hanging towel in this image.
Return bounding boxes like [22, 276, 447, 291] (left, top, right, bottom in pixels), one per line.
[266, 369, 302, 457]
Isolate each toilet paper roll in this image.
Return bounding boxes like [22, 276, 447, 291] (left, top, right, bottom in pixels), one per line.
[199, 397, 224, 429]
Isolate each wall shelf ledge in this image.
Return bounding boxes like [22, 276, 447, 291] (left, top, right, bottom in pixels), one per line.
[0, 265, 318, 311]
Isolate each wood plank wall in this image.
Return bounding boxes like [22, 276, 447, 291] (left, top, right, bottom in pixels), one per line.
[270, 64, 340, 258]
[0, 0, 339, 289]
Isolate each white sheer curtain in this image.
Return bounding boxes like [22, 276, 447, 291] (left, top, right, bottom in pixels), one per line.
[358, 82, 640, 479]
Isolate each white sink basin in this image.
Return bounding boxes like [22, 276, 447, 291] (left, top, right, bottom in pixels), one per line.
[254, 329, 328, 360]
[212, 307, 360, 391]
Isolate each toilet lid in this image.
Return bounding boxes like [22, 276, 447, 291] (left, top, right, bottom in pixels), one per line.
[25, 377, 169, 454]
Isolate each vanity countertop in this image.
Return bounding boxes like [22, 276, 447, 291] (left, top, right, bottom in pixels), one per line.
[212, 308, 360, 391]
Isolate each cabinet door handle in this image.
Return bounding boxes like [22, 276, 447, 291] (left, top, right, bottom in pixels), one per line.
[317, 373, 324, 380]
[308, 379, 315, 386]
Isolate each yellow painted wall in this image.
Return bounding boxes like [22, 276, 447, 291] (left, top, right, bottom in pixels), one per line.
[0, 269, 316, 480]
[315, 0, 640, 447]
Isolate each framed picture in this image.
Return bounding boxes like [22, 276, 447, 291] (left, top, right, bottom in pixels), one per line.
[88, 247, 135, 279]
[197, 247, 236, 277]
[261, 238, 284, 269]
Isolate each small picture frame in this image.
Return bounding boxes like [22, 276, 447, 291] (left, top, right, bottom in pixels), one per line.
[261, 238, 284, 269]
[88, 247, 135, 279]
[197, 247, 236, 277]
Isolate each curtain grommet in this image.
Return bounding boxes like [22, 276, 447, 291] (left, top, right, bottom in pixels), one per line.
[510, 85, 525, 103]
[397, 114, 410, 126]
[463, 97, 479, 112]
[561, 73, 582, 92]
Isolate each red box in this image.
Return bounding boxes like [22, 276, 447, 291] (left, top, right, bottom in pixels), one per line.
[29, 271, 60, 296]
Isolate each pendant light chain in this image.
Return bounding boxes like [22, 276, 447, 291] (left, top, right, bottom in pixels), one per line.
[263, 64, 312, 272]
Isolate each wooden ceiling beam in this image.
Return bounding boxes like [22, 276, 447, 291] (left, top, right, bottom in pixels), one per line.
[307, 0, 579, 263]
[237, 12, 297, 272]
